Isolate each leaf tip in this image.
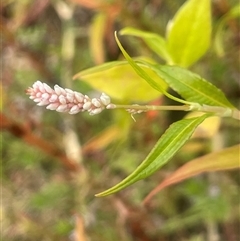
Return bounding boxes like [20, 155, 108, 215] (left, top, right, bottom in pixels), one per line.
[94, 191, 108, 197]
[72, 73, 79, 80]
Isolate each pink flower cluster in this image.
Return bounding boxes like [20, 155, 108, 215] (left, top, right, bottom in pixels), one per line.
[26, 81, 115, 115]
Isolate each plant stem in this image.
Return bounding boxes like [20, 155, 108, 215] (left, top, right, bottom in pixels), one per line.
[114, 104, 191, 111]
[112, 104, 240, 120]
[200, 105, 240, 120]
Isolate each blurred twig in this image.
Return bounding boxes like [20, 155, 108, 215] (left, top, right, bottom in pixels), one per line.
[53, 1, 83, 165]
[1, 112, 81, 172]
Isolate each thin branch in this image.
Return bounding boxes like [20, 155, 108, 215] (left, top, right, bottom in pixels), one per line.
[114, 104, 191, 112]
[1, 113, 81, 172]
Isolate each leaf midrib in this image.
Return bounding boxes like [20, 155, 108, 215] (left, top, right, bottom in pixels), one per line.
[160, 68, 231, 107]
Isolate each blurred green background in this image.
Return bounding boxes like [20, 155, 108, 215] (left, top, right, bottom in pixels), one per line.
[1, 0, 240, 240]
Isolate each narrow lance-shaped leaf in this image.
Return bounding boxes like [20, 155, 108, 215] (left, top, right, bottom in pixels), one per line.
[167, 0, 211, 67]
[114, 32, 192, 105]
[96, 114, 211, 197]
[146, 63, 235, 108]
[143, 144, 240, 205]
[120, 27, 173, 63]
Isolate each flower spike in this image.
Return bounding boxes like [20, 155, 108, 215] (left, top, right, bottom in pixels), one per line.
[26, 81, 114, 115]
[26, 81, 200, 119]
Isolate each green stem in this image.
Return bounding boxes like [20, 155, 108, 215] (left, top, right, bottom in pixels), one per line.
[114, 104, 191, 111]
[200, 105, 240, 120]
[111, 103, 240, 120]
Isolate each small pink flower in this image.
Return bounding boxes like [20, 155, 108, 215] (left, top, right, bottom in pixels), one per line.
[26, 81, 114, 115]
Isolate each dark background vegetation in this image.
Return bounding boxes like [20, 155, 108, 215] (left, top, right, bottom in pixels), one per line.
[1, 0, 240, 240]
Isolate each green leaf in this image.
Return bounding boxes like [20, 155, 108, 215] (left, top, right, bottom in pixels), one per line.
[96, 114, 210, 197]
[151, 64, 235, 108]
[167, 0, 211, 67]
[120, 27, 173, 63]
[214, 5, 240, 57]
[114, 32, 190, 105]
[73, 60, 167, 102]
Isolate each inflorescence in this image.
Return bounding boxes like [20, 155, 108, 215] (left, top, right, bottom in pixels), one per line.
[26, 81, 195, 117]
[26, 81, 116, 115]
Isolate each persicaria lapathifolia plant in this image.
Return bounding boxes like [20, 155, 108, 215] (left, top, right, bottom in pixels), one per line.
[26, 24, 240, 198]
[26, 77, 240, 199]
